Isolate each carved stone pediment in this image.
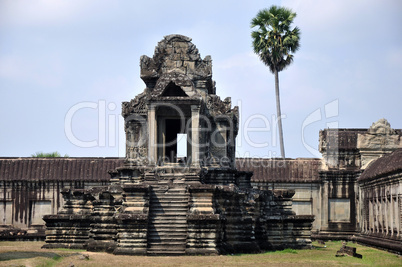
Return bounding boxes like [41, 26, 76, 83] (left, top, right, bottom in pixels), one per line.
[358, 119, 401, 151]
[367, 118, 396, 135]
[122, 91, 148, 117]
[152, 72, 198, 98]
[357, 119, 402, 169]
[358, 134, 401, 150]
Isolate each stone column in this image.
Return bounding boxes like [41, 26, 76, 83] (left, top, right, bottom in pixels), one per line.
[321, 180, 329, 229]
[313, 184, 322, 231]
[390, 191, 394, 235]
[385, 189, 389, 235]
[355, 181, 360, 230]
[148, 104, 157, 165]
[370, 196, 374, 233]
[398, 192, 401, 238]
[191, 105, 200, 166]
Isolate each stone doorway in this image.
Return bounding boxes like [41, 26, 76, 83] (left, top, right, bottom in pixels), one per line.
[158, 117, 190, 164]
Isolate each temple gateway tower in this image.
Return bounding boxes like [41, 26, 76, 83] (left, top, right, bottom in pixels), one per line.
[43, 35, 313, 255]
[123, 34, 237, 170]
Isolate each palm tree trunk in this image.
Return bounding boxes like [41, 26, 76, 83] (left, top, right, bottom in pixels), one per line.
[274, 69, 285, 158]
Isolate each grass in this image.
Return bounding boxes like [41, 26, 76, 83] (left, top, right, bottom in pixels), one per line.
[276, 248, 298, 254]
[0, 241, 400, 267]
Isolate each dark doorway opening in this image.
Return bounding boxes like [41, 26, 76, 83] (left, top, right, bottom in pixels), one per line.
[165, 119, 182, 162]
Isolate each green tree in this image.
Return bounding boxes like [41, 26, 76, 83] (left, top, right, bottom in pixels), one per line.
[31, 151, 69, 157]
[251, 5, 300, 158]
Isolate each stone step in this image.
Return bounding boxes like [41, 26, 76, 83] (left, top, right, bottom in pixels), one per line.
[147, 245, 186, 250]
[149, 183, 186, 187]
[149, 229, 186, 233]
[150, 201, 189, 205]
[151, 189, 188, 192]
[151, 205, 188, 209]
[150, 206, 188, 210]
[150, 212, 187, 216]
[151, 193, 187, 196]
[148, 225, 188, 230]
[151, 188, 187, 192]
[148, 237, 187, 242]
[149, 216, 187, 219]
[148, 227, 187, 235]
[148, 227, 187, 232]
[146, 184, 189, 256]
[151, 207, 188, 211]
[151, 186, 187, 189]
[151, 188, 186, 192]
[150, 182, 186, 185]
[150, 203, 188, 207]
[151, 194, 188, 197]
[151, 195, 188, 198]
[150, 207, 188, 211]
[150, 214, 187, 219]
[149, 215, 187, 219]
[150, 204, 188, 209]
[149, 220, 187, 225]
[147, 243, 186, 249]
[150, 204, 188, 208]
[150, 220, 187, 224]
[151, 188, 188, 194]
[149, 225, 187, 229]
[149, 213, 188, 218]
[148, 234, 186, 239]
[147, 236, 187, 242]
[148, 239, 186, 244]
[147, 250, 186, 256]
[150, 212, 188, 217]
[150, 193, 188, 198]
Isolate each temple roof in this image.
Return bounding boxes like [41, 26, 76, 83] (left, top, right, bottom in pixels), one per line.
[358, 149, 402, 181]
[236, 158, 322, 183]
[0, 157, 123, 182]
[0, 157, 322, 183]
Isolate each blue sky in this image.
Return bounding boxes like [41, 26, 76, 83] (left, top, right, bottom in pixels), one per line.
[1, 0, 401, 159]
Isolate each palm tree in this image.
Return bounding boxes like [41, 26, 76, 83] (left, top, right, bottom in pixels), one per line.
[251, 5, 300, 158]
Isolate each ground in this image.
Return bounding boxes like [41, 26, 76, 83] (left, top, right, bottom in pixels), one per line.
[0, 241, 400, 267]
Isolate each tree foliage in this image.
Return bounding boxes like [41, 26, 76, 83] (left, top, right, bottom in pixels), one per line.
[31, 152, 69, 157]
[251, 5, 300, 73]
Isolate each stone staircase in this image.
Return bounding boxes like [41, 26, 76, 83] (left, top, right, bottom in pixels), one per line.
[147, 179, 189, 256]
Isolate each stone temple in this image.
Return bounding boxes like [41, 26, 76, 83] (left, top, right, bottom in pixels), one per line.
[1, 35, 400, 254]
[40, 34, 313, 255]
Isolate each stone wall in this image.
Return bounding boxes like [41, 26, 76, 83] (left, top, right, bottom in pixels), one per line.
[0, 158, 120, 239]
[356, 149, 402, 253]
[42, 175, 313, 255]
